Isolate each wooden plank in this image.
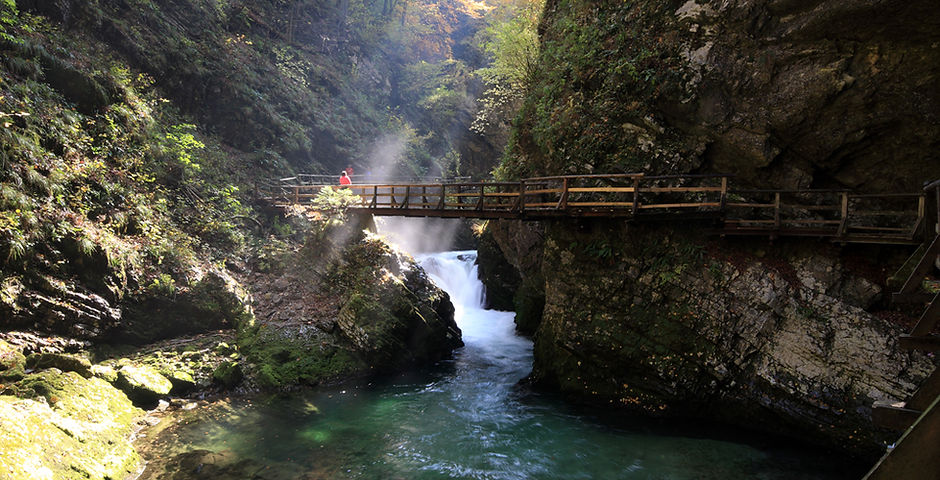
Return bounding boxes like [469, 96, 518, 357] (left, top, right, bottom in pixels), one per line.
[641, 187, 725, 193]
[899, 334, 940, 351]
[780, 219, 842, 225]
[726, 203, 777, 208]
[853, 211, 921, 217]
[779, 204, 841, 211]
[522, 188, 565, 195]
[567, 187, 637, 193]
[910, 291, 940, 337]
[846, 226, 920, 232]
[524, 203, 563, 208]
[863, 395, 940, 480]
[900, 235, 940, 294]
[639, 202, 722, 209]
[567, 202, 638, 207]
[872, 400, 922, 430]
[525, 173, 646, 182]
[725, 219, 778, 224]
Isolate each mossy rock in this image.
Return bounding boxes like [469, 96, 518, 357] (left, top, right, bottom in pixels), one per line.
[161, 368, 197, 394]
[90, 364, 119, 383]
[239, 325, 367, 390]
[115, 364, 172, 407]
[0, 340, 26, 381]
[212, 361, 243, 388]
[26, 353, 93, 378]
[0, 370, 141, 479]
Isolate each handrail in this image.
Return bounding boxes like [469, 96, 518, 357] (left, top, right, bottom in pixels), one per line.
[255, 173, 927, 243]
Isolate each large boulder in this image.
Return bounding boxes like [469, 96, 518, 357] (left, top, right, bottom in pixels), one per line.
[241, 228, 462, 389]
[115, 364, 173, 407]
[0, 369, 142, 479]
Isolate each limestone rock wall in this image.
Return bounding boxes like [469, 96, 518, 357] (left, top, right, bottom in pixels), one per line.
[507, 0, 940, 191]
[481, 219, 934, 456]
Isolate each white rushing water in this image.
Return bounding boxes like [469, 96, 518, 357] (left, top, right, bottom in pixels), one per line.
[418, 251, 532, 367]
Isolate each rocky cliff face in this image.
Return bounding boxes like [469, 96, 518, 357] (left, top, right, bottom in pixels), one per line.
[503, 0, 940, 191]
[482, 219, 933, 456]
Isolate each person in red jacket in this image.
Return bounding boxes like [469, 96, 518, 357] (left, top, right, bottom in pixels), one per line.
[339, 171, 351, 185]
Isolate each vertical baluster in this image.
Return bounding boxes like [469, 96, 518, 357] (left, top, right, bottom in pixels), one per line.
[774, 192, 781, 230]
[838, 192, 849, 237]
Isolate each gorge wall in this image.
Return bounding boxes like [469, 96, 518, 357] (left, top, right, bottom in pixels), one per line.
[500, 0, 940, 191]
[481, 220, 933, 456]
[480, 0, 940, 458]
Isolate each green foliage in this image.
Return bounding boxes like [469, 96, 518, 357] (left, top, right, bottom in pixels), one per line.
[147, 273, 176, 297]
[499, 0, 693, 178]
[0, 0, 19, 41]
[310, 186, 361, 221]
[472, 0, 543, 137]
[161, 124, 204, 180]
[477, 0, 543, 90]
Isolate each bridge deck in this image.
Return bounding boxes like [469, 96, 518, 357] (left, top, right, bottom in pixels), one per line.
[258, 173, 932, 244]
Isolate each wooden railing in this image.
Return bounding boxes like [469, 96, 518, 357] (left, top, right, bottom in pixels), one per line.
[258, 173, 931, 244]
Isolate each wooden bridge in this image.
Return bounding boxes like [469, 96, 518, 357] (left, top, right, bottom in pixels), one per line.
[259, 173, 932, 245]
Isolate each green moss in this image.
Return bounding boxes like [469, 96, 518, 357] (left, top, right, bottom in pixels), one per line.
[25, 353, 93, 378]
[211, 361, 242, 388]
[115, 364, 172, 406]
[0, 370, 142, 479]
[90, 364, 118, 383]
[0, 340, 26, 381]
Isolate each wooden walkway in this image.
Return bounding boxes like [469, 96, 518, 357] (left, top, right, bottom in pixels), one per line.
[865, 180, 940, 479]
[259, 173, 931, 244]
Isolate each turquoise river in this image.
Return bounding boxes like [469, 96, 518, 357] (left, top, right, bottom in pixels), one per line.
[132, 251, 864, 479]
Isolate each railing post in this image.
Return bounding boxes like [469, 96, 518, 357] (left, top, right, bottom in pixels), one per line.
[719, 176, 728, 210]
[401, 186, 410, 209]
[556, 178, 569, 210]
[371, 185, 378, 208]
[477, 183, 485, 211]
[935, 185, 939, 236]
[838, 192, 849, 237]
[518, 180, 526, 213]
[773, 192, 781, 230]
[293, 186, 299, 204]
[422, 186, 428, 209]
[916, 194, 926, 239]
[438, 184, 446, 210]
[632, 176, 640, 216]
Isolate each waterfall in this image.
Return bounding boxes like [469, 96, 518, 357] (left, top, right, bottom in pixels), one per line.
[417, 250, 485, 311]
